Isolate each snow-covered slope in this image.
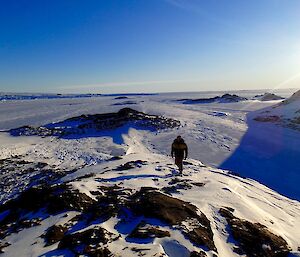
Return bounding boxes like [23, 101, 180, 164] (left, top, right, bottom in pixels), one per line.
[0, 89, 299, 256]
[0, 90, 299, 199]
[253, 89, 300, 129]
[0, 129, 299, 257]
[221, 90, 300, 200]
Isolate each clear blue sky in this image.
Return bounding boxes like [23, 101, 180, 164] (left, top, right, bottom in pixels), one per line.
[0, 0, 299, 93]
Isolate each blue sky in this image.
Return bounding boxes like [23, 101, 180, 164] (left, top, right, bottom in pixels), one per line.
[0, 0, 299, 93]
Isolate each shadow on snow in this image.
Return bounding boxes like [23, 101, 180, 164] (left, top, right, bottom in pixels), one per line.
[50, 123, 156, 145]
[220, 110, 300, 201]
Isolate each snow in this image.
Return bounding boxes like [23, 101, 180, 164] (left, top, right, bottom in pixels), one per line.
[0, 88, 299, 256]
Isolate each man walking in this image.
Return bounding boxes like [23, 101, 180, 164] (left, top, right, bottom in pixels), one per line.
[171, 136, 188, 174]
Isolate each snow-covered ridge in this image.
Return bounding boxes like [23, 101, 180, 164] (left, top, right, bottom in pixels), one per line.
[8, 108, 180, 138]
[253, 92, 284, 101]
[0, 89, 299, 256]
[177, 93, 248, 104]
[0, 130, 299, 257]
[253, 89, 300, 130]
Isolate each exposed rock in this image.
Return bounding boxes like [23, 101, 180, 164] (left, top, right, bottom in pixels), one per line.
[0, 216, 42, 240]
[220, 93, 248, 102]
[0, 242, 10, 253]
[9, 108, 181, 137]
[9, 125, 60, 137]
[254, 90, 300, 130]
[114, 160, 148, 171]
[17, 218, 42, 229]
[128, 221, 170, 239]
[183, 160, 194, 165]
[162, 177, 193, 194]
[162, 182, 192, 194]
[58, 226, 113, 256]
[130, 247, 152, 254]
[168, 177, 191, 185]
[130, 188, 196, 224]
[191, 182, 206, 187]
[0, 157, 74, 205]
[0, 184, 95, 239]
[78, 185, 132, 224]
[179, 94, 247, 104]
[4, 184, 95, 214]
[114, 96, 128, 99]
[219, 208, 291, 257]
[254, 116, 281, 122]
[190, 251, 207, 257]
[108, 156, 122, 161]
[257, 93, 284, 101]
[129, 187, 216, 251]
[44, 225, 68, 246]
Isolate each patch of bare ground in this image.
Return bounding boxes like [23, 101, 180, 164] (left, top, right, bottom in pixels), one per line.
[128, 221, 170, 239]
[254, 116, 281, 122]
[129, 187, 216, 251]
[219, 207, 291, 257]
[57, 226, 114, 257]
[43, 225, 68, 246]
[190, 251, 208, 257]
[0, 184, 95, 240]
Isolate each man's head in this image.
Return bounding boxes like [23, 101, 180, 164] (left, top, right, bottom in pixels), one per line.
[176, 135, 184, 143]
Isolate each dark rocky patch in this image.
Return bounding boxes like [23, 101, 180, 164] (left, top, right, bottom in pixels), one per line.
[108, 156, 123, 161]
[162, 182, 192, 194]
[191, 182, 206, 187]
[128, 221, 170, 239]
[255, 93, 284, 101]
[44, 225, 68, 246]
[254, 115, 281, 122]
[0, 184, 95, 239]
[9, 108, 181, 137]
[168, 177, 191, 185]
[78, 186, 132, 224]
[129, 187, 216, 251]
[9, 125, 60, 137]
[58, 226, 113, 257]
[114, 96, 128, 99]
[162, 177, 193, 194]
[0, 242, 10, 253]
[130, 247, 151, 255]
[183, 160, 194, 165]
[178, 94, 247, 104]
[0, 157, 74, 205]
[0, 217, 41, 239]
[219, 208, 291, 257]
[129, 187, 196, 224]
[190, 251, 207, 257]
[114, 160, 148, 171]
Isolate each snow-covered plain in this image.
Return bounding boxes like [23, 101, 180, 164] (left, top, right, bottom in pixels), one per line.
[0, 88, 299, 257]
